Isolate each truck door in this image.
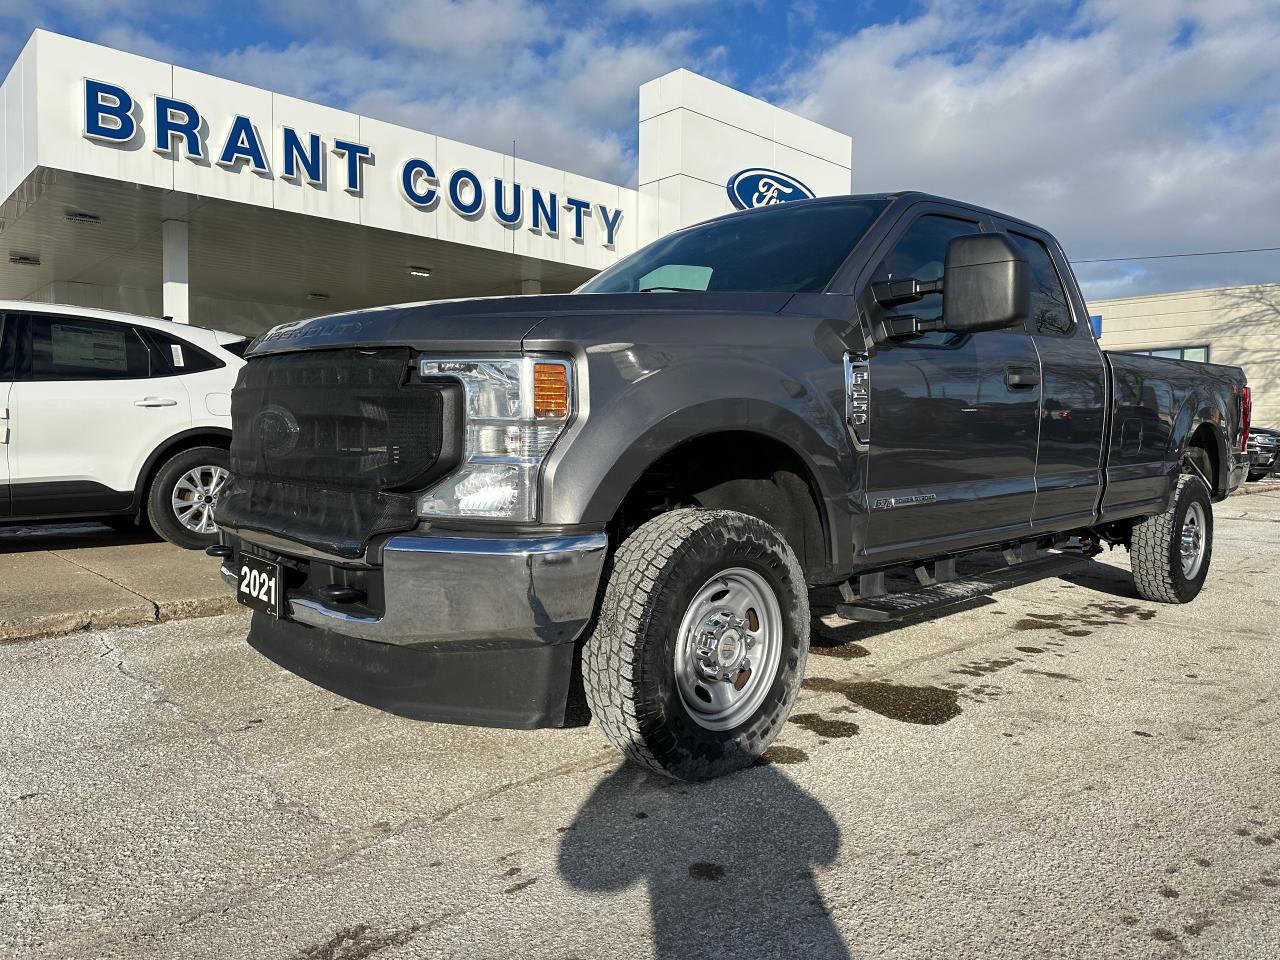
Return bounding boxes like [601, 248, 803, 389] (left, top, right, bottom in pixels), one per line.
[860, 210, 1042, 561]
[1002, 230, 1107, 529]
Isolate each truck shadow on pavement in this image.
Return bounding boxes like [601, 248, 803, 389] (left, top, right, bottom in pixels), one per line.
[557, 763, 851, 960]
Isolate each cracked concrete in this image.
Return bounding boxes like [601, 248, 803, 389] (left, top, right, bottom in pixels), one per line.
[0, 522, 237, 642]
[1, 494, 1279, 959]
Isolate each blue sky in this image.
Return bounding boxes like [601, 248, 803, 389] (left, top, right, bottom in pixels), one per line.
[2, 0, 1279, 299]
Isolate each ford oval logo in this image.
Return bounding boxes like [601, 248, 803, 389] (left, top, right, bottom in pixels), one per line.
[726, 168, 816, 210]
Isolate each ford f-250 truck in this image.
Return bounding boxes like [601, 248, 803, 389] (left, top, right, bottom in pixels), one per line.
[210, 192, 1250, 781]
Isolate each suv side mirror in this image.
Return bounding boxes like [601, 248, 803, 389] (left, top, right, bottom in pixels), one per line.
[942, 233, 1030, 333]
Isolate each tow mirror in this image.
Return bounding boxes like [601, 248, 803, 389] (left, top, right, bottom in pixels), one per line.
[941, 233, 1030, 333]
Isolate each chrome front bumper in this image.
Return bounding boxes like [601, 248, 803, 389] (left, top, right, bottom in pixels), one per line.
[221, 531, 608, 649]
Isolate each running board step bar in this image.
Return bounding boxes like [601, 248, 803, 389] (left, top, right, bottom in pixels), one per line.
[835, 553, 1085, 623]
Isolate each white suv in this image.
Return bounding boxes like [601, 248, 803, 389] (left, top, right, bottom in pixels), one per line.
[0, 302, 248, 549]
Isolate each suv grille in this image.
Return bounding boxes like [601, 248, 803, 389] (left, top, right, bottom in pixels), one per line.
[216, 347, 462, 558]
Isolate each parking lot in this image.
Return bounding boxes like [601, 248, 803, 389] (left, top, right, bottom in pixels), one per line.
[2, 484, 1278, 960]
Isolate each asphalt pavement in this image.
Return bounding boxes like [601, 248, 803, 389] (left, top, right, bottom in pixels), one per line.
[3, 486, 1279, 959]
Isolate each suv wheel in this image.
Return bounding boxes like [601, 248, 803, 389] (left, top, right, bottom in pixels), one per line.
[146, 446, 230, 550]
[583, 509, 810, 781]
[1131, 474, 1213, 603]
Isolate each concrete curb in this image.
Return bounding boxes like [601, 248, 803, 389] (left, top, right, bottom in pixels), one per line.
[1232, 481, 1280, 496]
[1, 596, 245, 644]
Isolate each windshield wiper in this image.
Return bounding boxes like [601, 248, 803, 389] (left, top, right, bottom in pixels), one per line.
[639, 285, 703, 293]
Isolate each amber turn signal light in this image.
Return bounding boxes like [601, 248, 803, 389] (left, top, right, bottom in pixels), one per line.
[533, 362, 570, 418]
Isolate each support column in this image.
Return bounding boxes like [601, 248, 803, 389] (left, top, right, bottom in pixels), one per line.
[162, 219, 189, 323]
[521, 279, 542, 296]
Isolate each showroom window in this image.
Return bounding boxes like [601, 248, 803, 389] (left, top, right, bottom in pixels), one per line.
[26, 316, 152, 381]
[1119, 346, 1210, 363]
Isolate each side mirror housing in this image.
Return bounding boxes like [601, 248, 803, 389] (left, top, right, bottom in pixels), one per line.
[942, 234, 1030, 333]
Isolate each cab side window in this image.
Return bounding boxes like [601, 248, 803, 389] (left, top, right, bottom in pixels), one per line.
[870, 214, 982, 346]
[26, 316, 151, 381]
[1008, 233, 1075, 337]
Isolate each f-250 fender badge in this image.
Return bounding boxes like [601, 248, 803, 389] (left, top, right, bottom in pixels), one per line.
[872, 494, 938, 510]
[844, 353, 870, 445]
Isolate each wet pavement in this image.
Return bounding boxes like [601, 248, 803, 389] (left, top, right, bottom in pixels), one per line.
[3, 487, 1279, 959]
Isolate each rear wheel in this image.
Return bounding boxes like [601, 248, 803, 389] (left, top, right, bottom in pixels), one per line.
[583, 509, 809, 781]
[1248, 469, 1270, 482]
[146, 446, 230, 550]
[1131, 474, 1213, 603]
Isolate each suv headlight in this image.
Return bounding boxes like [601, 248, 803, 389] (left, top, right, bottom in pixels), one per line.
[417, 356, 573, 521]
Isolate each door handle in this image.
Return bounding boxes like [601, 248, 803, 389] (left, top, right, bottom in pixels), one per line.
[135, 397, 178, 407]
[1005, 366, 1040, 389]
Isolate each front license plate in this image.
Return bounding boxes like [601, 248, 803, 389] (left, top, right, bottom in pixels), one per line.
[236, 554, 282, 617]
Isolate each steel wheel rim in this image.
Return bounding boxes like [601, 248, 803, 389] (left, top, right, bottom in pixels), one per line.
[674, 566, 784, 732]
[1180, 500, 1206, 579]
[171, 465, 228, 534]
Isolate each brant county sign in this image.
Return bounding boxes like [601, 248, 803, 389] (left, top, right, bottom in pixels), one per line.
[82, 78, 626, 248]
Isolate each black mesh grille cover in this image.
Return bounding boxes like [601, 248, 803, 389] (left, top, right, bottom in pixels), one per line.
[217, 348, 459, 558]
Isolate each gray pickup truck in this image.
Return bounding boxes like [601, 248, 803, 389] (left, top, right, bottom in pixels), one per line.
[211, 192, 1250, 780]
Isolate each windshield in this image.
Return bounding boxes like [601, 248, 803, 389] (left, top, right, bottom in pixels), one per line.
[578, 198, 888, 295]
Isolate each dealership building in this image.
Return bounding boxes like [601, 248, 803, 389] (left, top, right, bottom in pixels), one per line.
[1092, 283, 1280, 428]
[0, 30, 852, 337]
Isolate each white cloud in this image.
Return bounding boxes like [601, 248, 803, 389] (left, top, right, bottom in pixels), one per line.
[778, 0, 1280, 297]
[203, 11, 700, 185]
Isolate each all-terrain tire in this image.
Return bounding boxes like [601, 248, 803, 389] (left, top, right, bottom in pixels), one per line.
[583, 508, 810, 781]
[146, 446, 230, 550]
[1130, 474, 1213, 603]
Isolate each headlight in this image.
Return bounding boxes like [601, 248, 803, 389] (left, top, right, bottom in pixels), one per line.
[417, 356, 573, 521]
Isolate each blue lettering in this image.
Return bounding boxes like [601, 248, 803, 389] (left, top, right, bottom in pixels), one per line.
[448, 169, 484, 216]
[494, 179, 522, 226]
[597, 205, 623, 247]
[401, 158, 439, 207]
[217, 115, 269, 173]
[154, 96, 203, 159]
[283, 127, 322, 183]
[564, 197, 591, 241]
[83, 80, 135, 143]
[531, 189, 558, 234]
[332, 139, 373, 194]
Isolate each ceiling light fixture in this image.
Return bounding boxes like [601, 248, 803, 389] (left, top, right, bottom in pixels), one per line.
[64, 211, 101, 225]
[407, 266, 432, 278]
[8, 253, 41, 266]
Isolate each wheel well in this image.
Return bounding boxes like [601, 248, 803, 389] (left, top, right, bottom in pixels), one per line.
[135, 430, 232, 509]
[610, 431, 827, 580]
[1185, 422, 1222, 497]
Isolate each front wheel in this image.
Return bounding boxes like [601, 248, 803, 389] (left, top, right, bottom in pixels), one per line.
[146, 446, 230, 550]
[583, 509, 810, 781]
[1130, 474, 1213, 603]
[1248, 469, 1270, 482]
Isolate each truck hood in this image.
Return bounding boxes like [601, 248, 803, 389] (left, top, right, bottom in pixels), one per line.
[247, 292, 794, 357]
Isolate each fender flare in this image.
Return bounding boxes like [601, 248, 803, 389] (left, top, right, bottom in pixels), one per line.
[572, 397, 851, 567]
[1171, 392, 1230, 498]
